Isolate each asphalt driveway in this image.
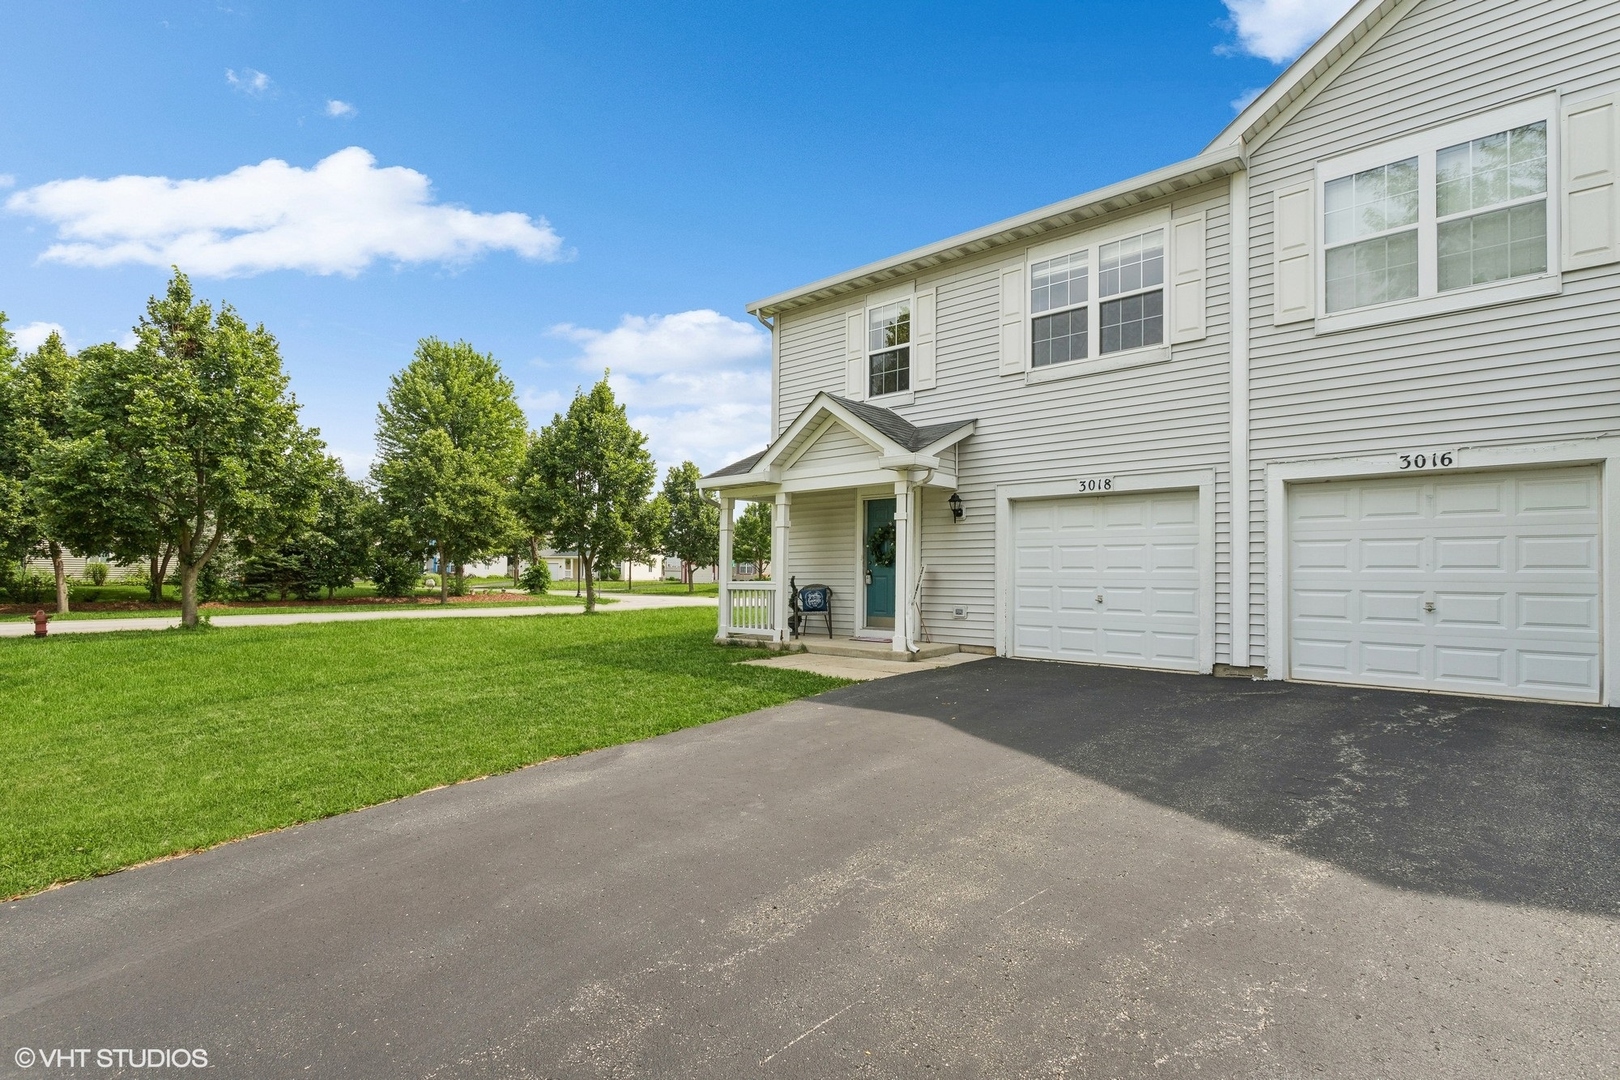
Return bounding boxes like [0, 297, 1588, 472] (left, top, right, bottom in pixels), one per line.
[2, 661, 1616, 1078]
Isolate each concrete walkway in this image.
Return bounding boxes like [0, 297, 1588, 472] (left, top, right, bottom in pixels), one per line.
[744, 649, 989, 681]
[0, 591, 716, 637]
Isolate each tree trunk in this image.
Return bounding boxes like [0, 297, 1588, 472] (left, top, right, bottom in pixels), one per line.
[438, 542, 449, 604]
[627, 558, 633, 593]
[157, 545, 174, 603]
[686, 562, 693, 593]
[180, 562, 201, 627]
[148, 551, 163, 602]
[49, 541, 69, 614]
[583, 552, 596, 613]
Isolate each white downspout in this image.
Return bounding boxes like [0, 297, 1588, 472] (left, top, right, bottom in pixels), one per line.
[1229, 163, 1253, 669]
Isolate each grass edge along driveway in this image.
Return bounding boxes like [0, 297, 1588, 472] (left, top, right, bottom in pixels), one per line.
[0, 607, 843, 901]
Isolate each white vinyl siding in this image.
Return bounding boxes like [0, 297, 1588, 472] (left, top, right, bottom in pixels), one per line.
[785, 490, 858, 639]
[1244, 0, 1620, 662]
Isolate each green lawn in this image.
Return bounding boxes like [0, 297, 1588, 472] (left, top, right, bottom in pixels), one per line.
[7, 589, 595, 622]
[0, 607, 840, 900]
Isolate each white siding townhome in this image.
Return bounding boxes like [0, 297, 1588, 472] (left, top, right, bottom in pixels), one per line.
[701, 0, 1620, 706]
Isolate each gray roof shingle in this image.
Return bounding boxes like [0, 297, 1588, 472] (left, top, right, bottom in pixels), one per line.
[702, 396, 973, 480]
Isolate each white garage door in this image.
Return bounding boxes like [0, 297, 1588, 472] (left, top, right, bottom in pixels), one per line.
[1288, 466, 1602, 703]
[1012, 491, 1202, 671]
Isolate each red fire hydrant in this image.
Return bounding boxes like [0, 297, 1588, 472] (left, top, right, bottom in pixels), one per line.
[32, 609, 50, 638]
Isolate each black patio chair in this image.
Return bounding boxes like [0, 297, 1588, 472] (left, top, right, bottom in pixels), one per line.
[789, 577, 832, 639]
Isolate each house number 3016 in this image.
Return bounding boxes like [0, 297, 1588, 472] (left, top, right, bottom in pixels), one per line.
[1077, 477, 1115, 493]
[1398, 450, 1456, 470]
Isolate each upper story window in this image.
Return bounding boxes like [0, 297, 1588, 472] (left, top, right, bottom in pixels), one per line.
[867, 299, 910, 397]
[1436, 121, 1548, 291]
[1318, 99, 1554, 319]
[1029, 226, 1165, 368]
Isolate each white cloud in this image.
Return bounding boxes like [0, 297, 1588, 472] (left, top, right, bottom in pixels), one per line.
[325, 99, 357, 119]
[5, 146, 565, 277]
[0, 175, 15, 189]
[12, 321, 67, 352]
[226, 67, 273, 96]
[1221, 0, 1357, 64]
[1230, 86, 1264, 112]
[537, 309, 772, 475]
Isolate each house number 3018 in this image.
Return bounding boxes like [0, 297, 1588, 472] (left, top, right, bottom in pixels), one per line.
[1077, 477, 1114, 493]
[1398, 450, 1456, 470]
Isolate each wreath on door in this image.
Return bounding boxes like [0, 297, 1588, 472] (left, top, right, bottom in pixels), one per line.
[866, 521, 897, 568]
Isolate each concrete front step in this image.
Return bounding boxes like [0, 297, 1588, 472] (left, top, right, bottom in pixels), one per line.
[800, 638, 958, 662]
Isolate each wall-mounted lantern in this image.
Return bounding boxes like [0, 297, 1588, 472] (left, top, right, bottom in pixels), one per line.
[948, 491, 964, 522]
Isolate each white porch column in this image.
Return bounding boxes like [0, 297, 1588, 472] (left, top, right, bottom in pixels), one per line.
[716, 497, 734, 642]
[772, 492, 791, 642]
[892, 479, 911, 654]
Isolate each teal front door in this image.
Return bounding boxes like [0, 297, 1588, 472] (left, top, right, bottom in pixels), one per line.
[863, 497, 896, 628]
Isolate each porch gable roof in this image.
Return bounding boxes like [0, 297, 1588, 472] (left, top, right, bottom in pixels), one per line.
[700, 393, 974, 492]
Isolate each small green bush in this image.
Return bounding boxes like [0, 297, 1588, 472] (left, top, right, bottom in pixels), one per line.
[372, 553, 423, 598]
[85, 562, 110, 586]
[520, 560, 553, 595]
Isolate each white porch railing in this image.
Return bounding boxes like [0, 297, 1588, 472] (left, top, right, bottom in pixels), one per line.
[726, 583, 778, 634]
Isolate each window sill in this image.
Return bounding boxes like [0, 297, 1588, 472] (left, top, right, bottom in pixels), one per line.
[866, 390, 915, 406]
[1313, 273, 1561, 334]
[1024, 345, 1170, 385]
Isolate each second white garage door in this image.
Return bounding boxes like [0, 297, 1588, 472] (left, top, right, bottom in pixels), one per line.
[1012, 491, 1202, 671]
[1288, 466, 1602, 703]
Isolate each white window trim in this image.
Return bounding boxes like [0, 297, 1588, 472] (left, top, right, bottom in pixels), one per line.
[1314, 93, 1562, 335]
[1262, 436, 1620, 706]
[993, 469, 1216, 673]
[1023, 211, 1173, 380]
[864, 282, 915, 402]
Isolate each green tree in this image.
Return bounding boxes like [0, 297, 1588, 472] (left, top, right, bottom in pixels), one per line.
[371, 338, 528, 604]
[306, 462, 374, 597]
[31, 272, 325, 626]
[514, 375, 655, 612]
[660, 461, 719, 592]
[732, 500, 773, 579]
[0, 325, 81, 612]
[624, 494, 670, 592]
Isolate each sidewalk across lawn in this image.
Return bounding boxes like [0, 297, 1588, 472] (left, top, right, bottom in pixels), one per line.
[0, 607, 842, 900]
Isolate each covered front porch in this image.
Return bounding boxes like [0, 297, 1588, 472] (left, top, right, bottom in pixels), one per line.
[700, 394, 974, 656]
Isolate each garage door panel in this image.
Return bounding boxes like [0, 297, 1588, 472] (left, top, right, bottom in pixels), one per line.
[1434, 646, 1506, 683]
[1519, 593, 1599, 631]
[1362, 590, 1425, 623]
[1433, 592, 1506, 627]
[1295, 589, 1351, 621]
[1015, 545, 1053, 572]
[1518, 535, 1598, 571]
[1435, 536, 1507, 570]
[1152, 542, 1198, 573]
[1362, 486, 1426, 518]
[1520, 651, 1599, 692]
[1361, 538, 1425, 571]
[1012, 491, 1202, 672]
[1434, 479, 1508, 517]
[1295, 539, 1353, 571]
[1362, 641, 1427, 677]
[1289, 466, 1601, 703]
[1518, 474, 1599, 514]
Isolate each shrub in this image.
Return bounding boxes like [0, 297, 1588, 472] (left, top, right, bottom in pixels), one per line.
[85, 562, 110, 586]
[446, 572, 467, 597]
[372, 553, 422, 598]
[4, 572, 52, 605]
[520, 560, 553, 595]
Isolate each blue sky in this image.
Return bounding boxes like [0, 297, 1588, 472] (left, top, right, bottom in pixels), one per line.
[0, 0, 1351, 477]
